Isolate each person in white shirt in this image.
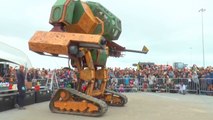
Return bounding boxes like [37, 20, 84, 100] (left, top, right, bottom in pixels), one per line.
[179, 82, 186, 95]
[192, 71, 200, 94]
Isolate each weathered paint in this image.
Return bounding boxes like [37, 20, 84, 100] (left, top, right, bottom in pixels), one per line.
[87, 1, 122, 40]
[72, 0, 84, 24]
[49, 0, 75, 25]
[97, 50, 108, 65]
[29, 31, 103, 55]
[49, 0, 67, 23]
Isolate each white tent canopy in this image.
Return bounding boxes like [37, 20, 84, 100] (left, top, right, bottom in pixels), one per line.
[0, 41, 32, 68]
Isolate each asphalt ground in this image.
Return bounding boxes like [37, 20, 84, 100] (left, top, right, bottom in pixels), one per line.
[0, 92, 212, 120]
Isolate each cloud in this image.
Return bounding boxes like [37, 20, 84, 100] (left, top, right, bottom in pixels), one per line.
[0, 0, 213, 69]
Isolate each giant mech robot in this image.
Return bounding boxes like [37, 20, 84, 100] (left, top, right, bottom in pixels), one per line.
[29, 0, 148, 117]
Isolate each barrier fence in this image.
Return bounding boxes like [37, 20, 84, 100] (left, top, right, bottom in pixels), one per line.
[108, 77, 213, 95]
[37, 76, 213, 96]
[1, 76, 212, 96]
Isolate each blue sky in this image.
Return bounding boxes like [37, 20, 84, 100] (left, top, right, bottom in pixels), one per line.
[0, 0, 213, 69]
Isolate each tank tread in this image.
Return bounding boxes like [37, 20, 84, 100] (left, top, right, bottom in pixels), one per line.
[104, 89, 128, 106]
[49, 88, 108, 117]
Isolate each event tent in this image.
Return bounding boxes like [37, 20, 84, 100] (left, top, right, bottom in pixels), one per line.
[0, 41, 32, 68]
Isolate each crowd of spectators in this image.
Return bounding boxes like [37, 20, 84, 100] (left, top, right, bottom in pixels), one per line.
[107, 64, 213, 93]
[0, 67, 78, 89]
[1, 63, 213, 94]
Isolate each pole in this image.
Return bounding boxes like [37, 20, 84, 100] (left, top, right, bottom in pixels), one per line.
[198, 8, 206, 68]
[189, 47, 192, 66]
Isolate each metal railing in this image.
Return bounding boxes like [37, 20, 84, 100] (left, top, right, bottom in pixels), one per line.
[4, 75, 212, 96]
[107, 77, 213, 95]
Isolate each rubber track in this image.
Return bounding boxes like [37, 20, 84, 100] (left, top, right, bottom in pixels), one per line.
[49, 88, 108, 117]
[105, 89, 128, 106]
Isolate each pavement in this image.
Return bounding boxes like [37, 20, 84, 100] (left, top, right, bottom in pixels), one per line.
[0, 92, 213, 120]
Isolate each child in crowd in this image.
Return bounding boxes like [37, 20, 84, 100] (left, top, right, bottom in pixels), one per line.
[118, 84, 124, 92]
[179, 82, 186, 95]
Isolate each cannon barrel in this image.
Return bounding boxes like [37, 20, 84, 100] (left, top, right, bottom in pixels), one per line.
[119, 45, 149, 54]
[124, 47, 148, 54]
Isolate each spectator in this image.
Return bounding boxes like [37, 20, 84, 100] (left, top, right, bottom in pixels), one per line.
[134, 75, 139, 90]
[148, 73, 155, 90]
[192, 71, 200, 94]
[206, 69, 213, 92]
[15, 65, 26, 110]
[26, 69, 34, 82]
[124, 74, 130, 87]
[118, 84, 124, 92]
[179, 81, 186, 95]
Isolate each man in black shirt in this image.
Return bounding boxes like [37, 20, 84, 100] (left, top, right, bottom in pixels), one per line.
[15, 65, 26, 110]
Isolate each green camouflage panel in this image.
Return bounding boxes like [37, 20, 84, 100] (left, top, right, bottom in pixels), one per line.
[87, 1, 122, 41]
[49, 0, 75, 25]
[91, 49, 108, 66]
